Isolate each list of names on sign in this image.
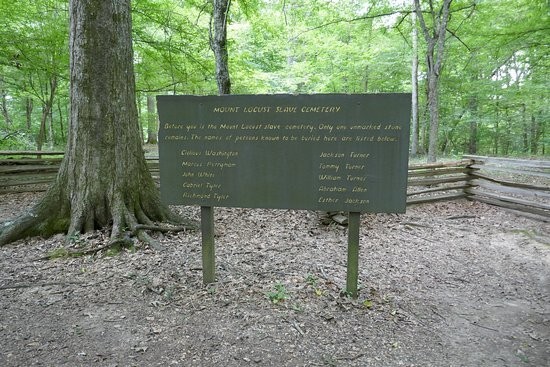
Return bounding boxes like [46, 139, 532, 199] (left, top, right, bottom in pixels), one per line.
[157, 94, 411, 212]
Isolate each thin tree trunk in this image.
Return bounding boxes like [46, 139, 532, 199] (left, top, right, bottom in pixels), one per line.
[426, 71, 439, 162]
[539, 109, 545, 155]
[210, 0, 231, 95]
[58, 99, 65, 142]
[468, 95, 478, 154]
[137, 92, 144, 143]
[503, 107, 510, 155]
[414, 0, 453, 163]
[37, 77, 57, 151]
[146, 94, 158, 144]
[521, 103, 529, 153]
[37, 106, 47, 151]
[529, 114, 536, 155]
[48, 96, 55, 148]
[0, 77, 12, 127]
[494, 100, 499, 155]
[26, 97, 33, 130]
[494, 119, 499, 155]
[410, 5, 419, 157]
[531, 106, 544, 155]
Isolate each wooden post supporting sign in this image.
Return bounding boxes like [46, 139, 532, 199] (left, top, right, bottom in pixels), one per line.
[346, 212, 361, 298]
[200, 209, 363, 298]
[200, 206, 216, 284]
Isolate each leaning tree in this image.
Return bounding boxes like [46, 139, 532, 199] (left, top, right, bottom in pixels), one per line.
[0, 0, 190, 247]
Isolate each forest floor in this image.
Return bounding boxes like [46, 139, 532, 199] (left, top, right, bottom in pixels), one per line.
[0, 192, 548, 367]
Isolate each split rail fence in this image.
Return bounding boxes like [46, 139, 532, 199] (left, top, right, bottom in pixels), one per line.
[1, 151, 548, 221]
[463, 155, 549, 221]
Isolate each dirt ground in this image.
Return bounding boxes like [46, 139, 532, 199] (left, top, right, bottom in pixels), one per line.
[0, 192, 548, 367]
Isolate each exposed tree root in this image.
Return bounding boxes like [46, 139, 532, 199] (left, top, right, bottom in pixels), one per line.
[134, 230, 162, 251]
[0, 183, 198, 249]
[33, 239, 132, 261]
[134, 223, 195, 233]
[32, 219, 197, 261]
[0, 183, 69, 246]
[0, 144, 198, 249]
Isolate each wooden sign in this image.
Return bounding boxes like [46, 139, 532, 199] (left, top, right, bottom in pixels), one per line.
[158, 93, 411, 296]
[157, 94, 411, 213]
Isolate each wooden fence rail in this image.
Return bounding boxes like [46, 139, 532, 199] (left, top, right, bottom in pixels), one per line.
[1, 151, 549, 221]
[407, 159, 472, 205]
[463, 155, 549, 221]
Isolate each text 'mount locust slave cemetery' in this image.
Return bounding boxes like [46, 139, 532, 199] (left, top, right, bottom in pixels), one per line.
[157, 94, 411, 213]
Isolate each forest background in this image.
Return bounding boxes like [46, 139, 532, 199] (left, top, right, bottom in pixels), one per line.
[0, 0, 547, 161]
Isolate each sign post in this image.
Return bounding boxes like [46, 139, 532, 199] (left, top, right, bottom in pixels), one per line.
[346, 212, 361, 297]
[200, 206, 216, 284]
[157, 94, 411, 297]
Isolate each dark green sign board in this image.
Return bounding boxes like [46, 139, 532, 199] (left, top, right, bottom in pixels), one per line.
[157, 94, 411, 213]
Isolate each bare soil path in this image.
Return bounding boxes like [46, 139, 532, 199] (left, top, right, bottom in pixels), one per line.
[0, 193, 548, 366]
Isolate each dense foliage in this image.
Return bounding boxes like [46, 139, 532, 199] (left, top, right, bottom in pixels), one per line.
[0, 0, 547, 158]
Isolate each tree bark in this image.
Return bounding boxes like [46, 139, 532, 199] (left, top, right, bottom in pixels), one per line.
[0, 0, 190, 247]
[37, 77, 57, 151]
[521, 103, 529, 153]
[57, 99, 65, 142]
[494, 115, 499, 155]
[146, 94, 158, 144]
[410, 5, 419, 157]
[414, 0, 453, 163]
[468, 95, 478, 154]
[0, 77, 12, 128]
[210, 0, 231, 95]
[26, 97, 33, 131]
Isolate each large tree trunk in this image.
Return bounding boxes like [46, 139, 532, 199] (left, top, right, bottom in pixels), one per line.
[0, 0, 189, 247]
[210, 0, 231, 95]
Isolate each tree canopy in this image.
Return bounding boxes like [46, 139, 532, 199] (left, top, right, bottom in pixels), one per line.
[0, 0, 548, 157]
